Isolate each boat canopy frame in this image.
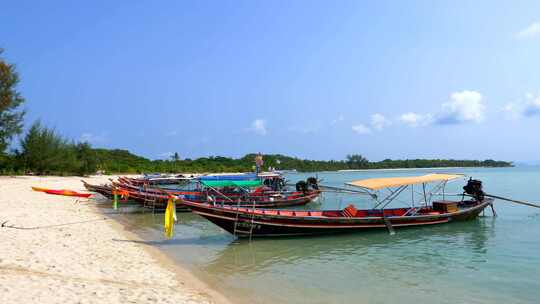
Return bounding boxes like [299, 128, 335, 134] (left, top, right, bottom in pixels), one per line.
[345, 173, 465, 211]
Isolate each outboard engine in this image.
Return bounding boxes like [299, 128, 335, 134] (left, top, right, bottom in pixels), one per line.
[296, 180, 308, 193]
[278, 179, 286, 191]
[463, 178, 485, 201]
[306, 177, 319, 190]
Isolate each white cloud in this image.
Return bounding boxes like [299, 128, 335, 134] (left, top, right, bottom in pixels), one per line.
[80, 132, 108, 144]
[398, 90, 484, 127]
[523, 93, 540, 116]
[399, 112, 433, 127]
[516, 22, 540, 39]
[436, 90, 485, 124]
[331, 114, 345, 125]
[501, 93, 540, 118]
[249, 119, 267, 135]
[370, 113, 392, 130]
[351, 124, 371, 135]
[360, 90, 487, 129]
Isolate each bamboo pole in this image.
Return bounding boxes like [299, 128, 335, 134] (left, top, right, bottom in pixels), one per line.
[438, 193, 540, 209]
[484, 194, 540, 209]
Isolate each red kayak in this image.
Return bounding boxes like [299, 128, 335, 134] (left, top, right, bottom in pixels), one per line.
[32, 186, 92, 198]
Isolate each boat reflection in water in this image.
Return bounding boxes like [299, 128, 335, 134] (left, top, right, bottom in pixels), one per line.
[110, 168, 540, 304]
[194, 218, 496, 304]
[205, 218, 495, 275]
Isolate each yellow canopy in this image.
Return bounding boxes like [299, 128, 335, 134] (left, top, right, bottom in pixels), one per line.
[346, 173, 464, 190]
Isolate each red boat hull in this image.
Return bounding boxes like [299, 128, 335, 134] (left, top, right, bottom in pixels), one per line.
[181, 199, 493, 237]
[82, 180, 320, 210]
[43, 189, 92, 198]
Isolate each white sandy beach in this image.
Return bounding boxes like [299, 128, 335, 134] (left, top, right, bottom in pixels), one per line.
[0, 175, 228, 304]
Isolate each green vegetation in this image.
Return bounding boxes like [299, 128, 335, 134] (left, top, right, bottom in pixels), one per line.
[45, 151, 514, 174]
[0, 146, 513, 175]
[0, 48, 25, 154]
[12, 121, 98, 175]
[0, 47, 513, 175]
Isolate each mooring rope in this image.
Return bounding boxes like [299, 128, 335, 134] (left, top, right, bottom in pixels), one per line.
[0, 218, 108, 230]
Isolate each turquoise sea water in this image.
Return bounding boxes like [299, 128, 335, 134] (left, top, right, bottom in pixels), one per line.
[112, 167, 540, 304]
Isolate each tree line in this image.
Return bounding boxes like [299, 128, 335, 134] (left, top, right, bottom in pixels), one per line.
[1, 143, 513, 175]
[0, 48, 512, 175]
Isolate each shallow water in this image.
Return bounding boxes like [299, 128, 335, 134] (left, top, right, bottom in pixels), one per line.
[113, 167, 540, 304]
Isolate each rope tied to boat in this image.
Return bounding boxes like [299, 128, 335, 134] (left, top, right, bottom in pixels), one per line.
[0, 218, 108, 230]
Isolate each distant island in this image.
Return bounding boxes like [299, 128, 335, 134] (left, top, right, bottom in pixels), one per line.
[0, 123, 514, 176]
[87, 150, 512, 174]
[5, 147, 509, 175]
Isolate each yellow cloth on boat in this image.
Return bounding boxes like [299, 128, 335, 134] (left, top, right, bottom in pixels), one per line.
[164, 197, 176, 238]
[347, 173, 464, 190]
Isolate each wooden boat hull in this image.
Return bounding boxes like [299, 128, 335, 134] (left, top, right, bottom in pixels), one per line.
[112, 179, 320, 208]
[115, 178, 309, 202]
[125, 190, 319, 210]
[82, 181, 114, 198]
[182, 199, 493, 237]
[120, 176, 192, 186]
[82, 180, 320, 211]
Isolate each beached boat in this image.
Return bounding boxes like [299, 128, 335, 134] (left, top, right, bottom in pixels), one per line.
[32, 186, 92, 198]
[178, 174, 495, 238]
[31, 186, 48, 192]
[81, 181, 114, 198]
[125, 172, 284, 187]
[83, 176, 320, 210]
[119, 179, 319, 209]
[124, 174, 195, 186]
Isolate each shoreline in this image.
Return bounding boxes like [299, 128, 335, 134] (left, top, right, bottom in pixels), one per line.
[0, 175, 229, 304]
[336, 166, 510, 172]
[102, 203, 232, 304]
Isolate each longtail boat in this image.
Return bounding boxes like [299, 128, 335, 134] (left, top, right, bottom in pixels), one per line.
[123, 174, 195, 186]
[119, 179, 319, 209]
[82, 181, 114, 198]
[82, 176, 320, 210]
[124, 172, 282, 186]
[177, 174, 495, 238]
[198, 173, 258, 181]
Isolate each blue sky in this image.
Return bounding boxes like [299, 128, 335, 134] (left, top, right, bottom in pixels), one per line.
[2, 1, 540, 161]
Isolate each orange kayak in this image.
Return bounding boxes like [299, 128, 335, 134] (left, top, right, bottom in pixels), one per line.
[32, 187, 92, 198]
[31, 186, 48, 192]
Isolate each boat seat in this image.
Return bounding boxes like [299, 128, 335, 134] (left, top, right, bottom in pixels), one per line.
[342, 204, 357, 217]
